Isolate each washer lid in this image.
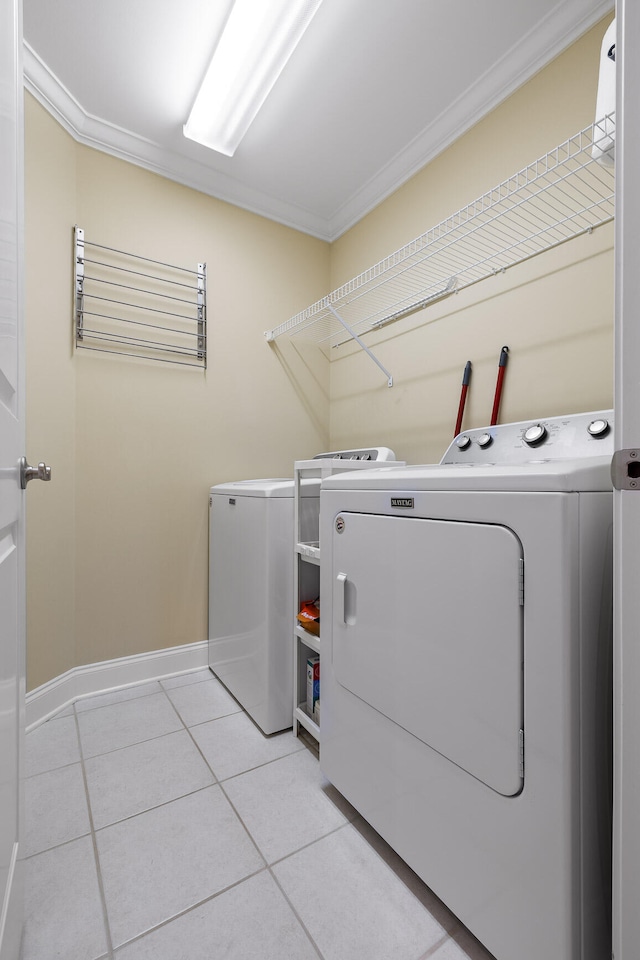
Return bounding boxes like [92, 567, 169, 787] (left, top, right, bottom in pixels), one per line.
[210, 478, 319, 498]
[320, 456, 613, 493]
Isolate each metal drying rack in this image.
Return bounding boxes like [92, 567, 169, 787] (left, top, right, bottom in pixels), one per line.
[74, 226, 207, 369]
[264, 114, 616, 387]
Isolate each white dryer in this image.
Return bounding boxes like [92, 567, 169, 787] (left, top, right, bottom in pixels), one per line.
[320, 412, 613, 960]
[208, 448, 396, 735]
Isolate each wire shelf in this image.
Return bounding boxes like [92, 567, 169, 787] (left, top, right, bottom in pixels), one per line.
[74, 228, 207, 369]
[265, 115, 615, 352]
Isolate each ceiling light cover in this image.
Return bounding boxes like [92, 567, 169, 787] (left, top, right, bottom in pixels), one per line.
[184, 0, 324, 157]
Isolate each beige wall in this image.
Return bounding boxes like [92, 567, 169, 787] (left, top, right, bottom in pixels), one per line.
[25, 15, 615, 689]
[25, 96, 330, 689]
[329, 17, 615, 464]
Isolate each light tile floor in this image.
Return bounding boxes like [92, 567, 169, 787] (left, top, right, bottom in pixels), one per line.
[22, 669, 496, 960]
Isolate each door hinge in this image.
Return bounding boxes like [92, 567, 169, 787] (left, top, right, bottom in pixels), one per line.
[611, 449, 640, 490]
[518, 558, 524, 606]
[519, 729, 525, 779]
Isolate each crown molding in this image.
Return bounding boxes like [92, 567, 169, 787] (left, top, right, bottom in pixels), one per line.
[23, 42, 333, 240]
[23, 0, 613, 243]
[328, 0, 614, 238]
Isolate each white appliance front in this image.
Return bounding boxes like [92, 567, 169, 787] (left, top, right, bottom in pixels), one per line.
[208, 480, 318, 735]
[333, 513, 523, 797]
[208, 449, 396, 736]
[321, 412, 613, 960]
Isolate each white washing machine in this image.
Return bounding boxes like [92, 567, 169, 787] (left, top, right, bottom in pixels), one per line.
[320, 412, 613, 960]
[208, 448, 396, 735]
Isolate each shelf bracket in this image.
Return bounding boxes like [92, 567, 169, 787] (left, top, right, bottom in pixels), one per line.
[326, 302, 393, 387]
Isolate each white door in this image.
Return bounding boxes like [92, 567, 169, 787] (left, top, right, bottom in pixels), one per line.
[614, 4, 640, 958]
[332, 512, 524, 797]
[0, 0, 24, 955]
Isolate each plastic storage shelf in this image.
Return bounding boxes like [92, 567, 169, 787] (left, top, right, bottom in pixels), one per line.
[292, 457, 403, 741]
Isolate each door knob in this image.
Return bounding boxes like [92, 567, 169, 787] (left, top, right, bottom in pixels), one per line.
[19, 457, 52, 489]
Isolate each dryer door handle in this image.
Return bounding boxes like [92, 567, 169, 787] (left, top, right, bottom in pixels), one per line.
[337, 572, 356, 626]
[337, 573, 347, 624]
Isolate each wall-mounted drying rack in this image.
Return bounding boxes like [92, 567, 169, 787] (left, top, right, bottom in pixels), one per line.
[264, 115, 615, 387]
[74, 226, 207, 368]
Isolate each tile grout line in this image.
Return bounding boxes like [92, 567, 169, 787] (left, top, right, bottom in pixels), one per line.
[75, 682, 229, 832]
[73, 703, 116, 960]
[159, 683, 336, 960]
[92, 781, 214, 833]
[21, 828, 93, 863]
[75, 670, 216, 717]
[417, 931, 455, 960]
[58, 676, 461, 959]
[75, 693, 193, 763]
[265, 863, 326, 959]
[109, 867, 269, 955]
[211, 739, 306, 785]
[159, 685, 269, 862]
[210, 766, 328, 960]
[160, 681, 329, 957]
[73, 685, 162, 716]
[66, 680, 304, 832]
[98, 681, 278, 955]
[27, 681, 284, 953]
[160, 681, 328, 867]
[27, 674, 478, 960]
[80, 727, 184, 763]
[158, 670, 214, 691]
[267, 817, 355, 869]
[20, 804, 352, 872]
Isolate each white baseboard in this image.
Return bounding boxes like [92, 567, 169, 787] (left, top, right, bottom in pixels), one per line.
[25, 640, 209, 731]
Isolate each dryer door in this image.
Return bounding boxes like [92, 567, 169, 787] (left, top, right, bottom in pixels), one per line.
[332, 513, 524, 796]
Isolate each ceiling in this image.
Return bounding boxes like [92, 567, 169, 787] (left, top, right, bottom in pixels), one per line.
[23, 0, 612, 242]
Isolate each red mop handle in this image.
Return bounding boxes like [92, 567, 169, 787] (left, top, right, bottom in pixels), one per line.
[490, 346, 509, 426]
[454, 361, 472, 437]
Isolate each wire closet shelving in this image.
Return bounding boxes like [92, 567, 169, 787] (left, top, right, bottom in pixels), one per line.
[74, 227, 207, 369]
[265, 115, 616, 387]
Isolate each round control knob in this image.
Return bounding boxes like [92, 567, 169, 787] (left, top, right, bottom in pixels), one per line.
[587, 418, 610, 438]
[477, 432, 493, 448]
[523, 423, 547, 446]
[455, 435, 471, 450]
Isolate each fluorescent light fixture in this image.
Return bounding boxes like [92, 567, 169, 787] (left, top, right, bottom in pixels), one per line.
[184, 0, 324, 157]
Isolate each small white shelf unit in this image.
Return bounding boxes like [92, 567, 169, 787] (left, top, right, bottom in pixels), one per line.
[266, 115, 615, 385]
[293, 456, 403, 741]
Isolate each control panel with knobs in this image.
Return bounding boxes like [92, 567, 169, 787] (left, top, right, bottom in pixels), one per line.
[443, 411, 613, 465]
[313, 447, 394, 462]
